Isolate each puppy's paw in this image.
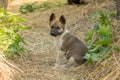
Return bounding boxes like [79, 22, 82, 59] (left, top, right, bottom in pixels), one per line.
[60, 64, 67, 68]
[54, 63, 61, 68]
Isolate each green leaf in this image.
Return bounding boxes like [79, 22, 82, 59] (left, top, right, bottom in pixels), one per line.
[88, 47, 98, 53]
[0, 8, 28, 58]
[19, 1, 66, 14]
[99, 47, 111, 56]
[83, 53, 99, 65]
[93, 24, 99, 31]
[86, 43, 93, 49]
[98, 25, 111, 36]
[115, 47, 120, 52]
[84, 53, 99, 61]
[91, 53, 99, 61]
[96, 37, 112, 46]
[85, 10, 113, 64]
[85, 31, 94, 42]
[83, 54, 91, 59]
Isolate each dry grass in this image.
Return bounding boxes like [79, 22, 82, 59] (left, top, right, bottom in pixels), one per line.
[3, 0, 120, 80]
[0, 54, 23, 80]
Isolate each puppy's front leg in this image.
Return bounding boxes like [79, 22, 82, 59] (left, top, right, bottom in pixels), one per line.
[55, 50, 64, 67]
[61, 56, 76, 68]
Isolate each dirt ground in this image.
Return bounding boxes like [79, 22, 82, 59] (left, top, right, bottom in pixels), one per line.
[7, 0, 120, 80]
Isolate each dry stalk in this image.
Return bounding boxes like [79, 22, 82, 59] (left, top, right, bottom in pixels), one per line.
[0, 55, 24, 73]
[102, 68, 120, 80]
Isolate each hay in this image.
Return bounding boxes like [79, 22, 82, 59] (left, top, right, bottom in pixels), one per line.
[0, 54, 23, 80]
[6, 0, 120, 80]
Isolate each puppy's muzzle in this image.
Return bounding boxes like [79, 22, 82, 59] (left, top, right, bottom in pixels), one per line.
[50, 28, 62, 37]
[50, 29, 58, 36]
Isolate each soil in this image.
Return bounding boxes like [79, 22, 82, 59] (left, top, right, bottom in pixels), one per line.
[7, 0, 120, 80]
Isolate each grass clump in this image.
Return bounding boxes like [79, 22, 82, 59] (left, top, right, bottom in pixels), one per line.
[84, 10, 116, 64]
[0, 8, 28, 58]
[19, 1, 66, 14]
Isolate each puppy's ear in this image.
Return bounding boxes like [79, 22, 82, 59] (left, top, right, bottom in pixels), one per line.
[59, 15, 66, 24]
[49, 13, 56, 22]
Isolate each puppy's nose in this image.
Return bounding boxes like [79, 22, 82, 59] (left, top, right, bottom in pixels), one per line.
[50, 31, 56, 36]
[50, 32, 54, 35]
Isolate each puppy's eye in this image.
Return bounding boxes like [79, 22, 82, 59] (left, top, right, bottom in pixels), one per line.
[57, 26, 60, 29]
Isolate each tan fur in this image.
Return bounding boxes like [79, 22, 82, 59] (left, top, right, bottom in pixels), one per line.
[50, 20, 65, 34]
[49, 13, 88, 68]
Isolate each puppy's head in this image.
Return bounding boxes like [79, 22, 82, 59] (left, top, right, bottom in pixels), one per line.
[49, 13, 66, 37]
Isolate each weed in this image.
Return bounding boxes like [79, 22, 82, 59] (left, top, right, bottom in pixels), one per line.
[115, 47, 120, 52]
[19, 1, 66, 14]
[0, 8, 28, 58]
[84, 10, 116, 65]
[19, 2, 38, 14]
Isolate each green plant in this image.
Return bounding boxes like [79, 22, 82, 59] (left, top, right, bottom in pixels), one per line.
[84, 10, 116, 65]
[19, 1, 66, 14]
[0, 8, 28, 58]
[19, 2, 38, 14]
[115, 47, 120, 52]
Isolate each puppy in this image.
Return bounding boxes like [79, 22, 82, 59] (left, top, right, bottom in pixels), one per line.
[49, 13, 88, 68]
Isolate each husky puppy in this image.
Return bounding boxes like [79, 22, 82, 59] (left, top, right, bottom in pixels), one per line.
[49, 13, 88, 67]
